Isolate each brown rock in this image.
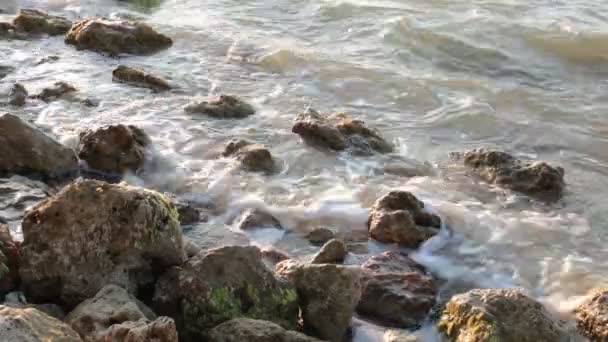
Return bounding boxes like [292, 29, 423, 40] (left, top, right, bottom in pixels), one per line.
[306, 227, 335, 246]
[112, 65, 171, 92]
[368, 191, 441, 247]
[575, 288, 608, 341]
[0, 22, 16, 38]
[19, 179, 183, 308]
[102, 317, 178, 342]
[438, 288, 569, 342]
[8, 83, 27, 106]
[223, 140, 276, 173]
[35, 81, 76, 102]
[238, 208, 282, 230]
[65, 18, 172, 56]
[185, 95, 255, 119]
[460, 148, 565, 201]
[78, 124, 151, 176]
[12, 9, 72, 35]
[0, 113, 78, 180]
[165, 194, 200, 226]
[311, 238, 347, 264]
[0, 305, 81, 341]
[261, 247, 290, 265]
[0, 223, 19, 295]
[361, 251, 426, 274]
[208, 318, 322, 342]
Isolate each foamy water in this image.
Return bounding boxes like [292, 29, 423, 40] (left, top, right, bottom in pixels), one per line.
[2, 0, 608, 340]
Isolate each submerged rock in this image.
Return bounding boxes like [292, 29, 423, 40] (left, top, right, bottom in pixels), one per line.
[306, 227, 335, 246]
[222, 139, 276, 173]
[459, 148, 565, 201]
[357, 251, 437, 328]
[367, 191, 441, 247]
[34, 81, 76, 102]
[575, 288, 608, 341]
[0, 305, 81, 341]
[78, 124, 151, 176]
[19, 179, 183, 308]
[65, 18, 172, 56]
[275, 261, 361, 342]
[153, 245, 299, 341]
[112, 65, 171, 92]
[237, 208, 283, 230]
[0, 113, 78, 180]
[311, 238, 347, 264]
[8, 83, 27, 106]
[0, 65, 14, 79]
[185, 95, 255, 119]
[208, 318, 322, 342]
[292, 108, 393, 155]
[0, 223, 19, 296]
[12, 9, 72, 35]
[438, 288, 569, 342]
[0, 22, 16, 38]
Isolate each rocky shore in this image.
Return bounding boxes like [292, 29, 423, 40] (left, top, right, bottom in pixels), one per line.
[0, 7, 605, 342]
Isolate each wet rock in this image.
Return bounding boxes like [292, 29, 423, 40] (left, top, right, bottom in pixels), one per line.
[0, 223, 19, 295]
[166, 194, 200, 226]
[208, 318, 322, 342]
[292, 108, 393, 155]
[0, 65, 14, 79]
[438, 288, 569, 342]
[34, 81, 76, 102]
[153, 245, 299, 340]
[0, 22, 16, 38]
[78, 124, 151, 176]
[238, 208, 282, 230]
[275, 261, 362, 342]
[8, 83, 27, 106]
[261, 247, 290, 265]
[35, 55, 59, 66]
[306, 227, 335, 246]
[222, 139, 276, 173]
[185, 95, 255, 119]
[384, 330, 420, 342]
[460, 148, 565, 201]
[0, 305, 81, 341]
[0, 176, 50, 223]
[311, 238, 347, 264]
[184, 222, 250, 253]
[80, 97, 100, 107]
[0, 113, 78, 180]
[357, 252, 437, 328]
[12, 9, 72, 35]
[102, 317, 178, 342]
[575, 288, 608, 341]
[65, 18, 173, 56]
[19, 179, 183, 308]
[367, 191, 441, 248]
[112, 65, 171, 92]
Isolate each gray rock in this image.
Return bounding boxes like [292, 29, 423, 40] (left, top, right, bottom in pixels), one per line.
[306, 227, 335, 246]
[0, 305, 81, 341]
[8, 83, 27, 106]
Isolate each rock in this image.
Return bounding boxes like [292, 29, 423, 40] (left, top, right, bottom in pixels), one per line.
[19, 179, 183, 308]
[77, 124, 151, 176]
[112, 65, 171, 92]
[292, 108, 392, 155]
[166, 194, 200, 226]
[0, 305, 81, 341]
[185, 95, 255, 119]
[222, 140, 276, 173]
[438, 288, 569, 342]
[8, 83, 27, 106]
[384, 330, 420, 342]
[0, 223, 19, 295]
[0, 113, 78, 180]
[12, 9, 72, 35]
[575, 288, 608, 341]
[311, 239, 346, 264]
[306, 228, 335, 246]
[460, 148, 565, 201]
[237, 208, 282, 230]
[208, 318, 322, 342]
[0, 65, 14, 79]
[34, 81, 76, 102]
[80, 97, 100, 107]
[65, 18, 172, 56]
[183, 223, 250, 253]
[361, 251, 427, 274]
[261, 247, 290, 265]
[367, 191, 441, 248]
[275, 262, 362, 342]
[153, 245, 299, 340]
[102, 317, 178, 342]
[35, 55, 60, 65]
[0, 22, 16, 38]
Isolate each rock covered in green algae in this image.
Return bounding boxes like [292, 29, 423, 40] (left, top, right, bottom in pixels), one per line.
[208, 318, 323, 342]
[0, 305, 81, 341]
[12, 9, 72, 36]
[19, 179, 183, 308]
[153, 245, 299, 341]
[438, 288, 569, 342]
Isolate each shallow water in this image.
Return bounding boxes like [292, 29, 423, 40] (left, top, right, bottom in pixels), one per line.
[2, 0, 608, 340]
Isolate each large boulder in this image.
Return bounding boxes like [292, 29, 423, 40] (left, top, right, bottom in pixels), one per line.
[77, 125, 151, 176]
[12, 9, 72, 35]
[357, 251, 437, 327]
[575, 288, 608, 341]
[438, 289, 569, 342]
[153, 245, 299, 341]
[0, 113, 78, 180]
[185, 95, 255, 119]
[19, 179, 183, 308]
[460, 149, 565, 201]
[0, 305, 81, 341]
[65, 18, 172, 56]
[275, 261, 362, 342]
[0, 223, 19, 295]
[367, 191, 441, 247]
[208, 318, 322, 342]
[112, 65, 171, 92]
[222, 139, 276, 174]
[66, 285, 177, 342]
[292, 108, 393, 155]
